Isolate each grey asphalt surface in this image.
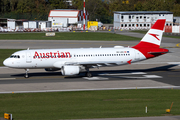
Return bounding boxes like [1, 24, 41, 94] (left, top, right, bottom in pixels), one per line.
[0, 31, 179, 49]
[0, 31, 180, 120]
[0, 40, 139, 49]
[0, 32, 180, 94]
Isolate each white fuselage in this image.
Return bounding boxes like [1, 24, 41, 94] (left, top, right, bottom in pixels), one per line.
[3, 47, 146, 69]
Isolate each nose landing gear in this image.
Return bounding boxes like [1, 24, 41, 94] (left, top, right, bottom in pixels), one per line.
[24, 69, 29, 78]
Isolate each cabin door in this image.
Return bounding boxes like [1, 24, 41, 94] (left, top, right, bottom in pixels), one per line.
[26, 52, 32, 63]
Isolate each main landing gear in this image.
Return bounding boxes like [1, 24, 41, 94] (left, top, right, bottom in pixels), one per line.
[24, 69, 29, 78]
[86, 68, 92, 77]
[86, 72, 92, 78]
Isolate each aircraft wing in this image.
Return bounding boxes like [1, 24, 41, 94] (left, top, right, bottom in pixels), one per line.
[64, 61, 124, 68]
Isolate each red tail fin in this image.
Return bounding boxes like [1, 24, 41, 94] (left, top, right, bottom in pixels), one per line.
[133, 19, 166, 48]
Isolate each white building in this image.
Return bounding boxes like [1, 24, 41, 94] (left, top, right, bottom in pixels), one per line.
[48, 9, 89, 28]
[8, 19, 27, 30]
[173, 17, 180, 25]
[114, 11, 173, 29]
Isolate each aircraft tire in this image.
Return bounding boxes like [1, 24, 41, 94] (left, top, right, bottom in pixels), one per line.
[87, 72, 92, 78]
[24, 74, 29, 78]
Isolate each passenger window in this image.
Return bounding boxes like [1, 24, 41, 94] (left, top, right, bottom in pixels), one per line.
[10, 55, 20, 58]
[10, 55, 14, 58]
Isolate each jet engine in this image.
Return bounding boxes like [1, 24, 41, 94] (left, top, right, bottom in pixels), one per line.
[61, 65, 80, 76]
[45, 68, 60, 71]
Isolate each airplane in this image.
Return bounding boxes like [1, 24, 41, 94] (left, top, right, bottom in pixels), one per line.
[3, 19, 169, 78]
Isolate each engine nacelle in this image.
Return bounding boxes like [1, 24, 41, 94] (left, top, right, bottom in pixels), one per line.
[45, 68, 60, 71]
[61, 65, 80, 76]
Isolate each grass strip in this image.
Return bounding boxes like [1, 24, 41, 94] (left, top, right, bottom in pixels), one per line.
[130, 30, 180, 39]
[130, 30, 148, 34]
[0, 89, 179, 120]
[0, 32, 140, 41]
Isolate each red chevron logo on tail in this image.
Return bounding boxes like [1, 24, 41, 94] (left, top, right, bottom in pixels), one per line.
[148, 33, 160, 41]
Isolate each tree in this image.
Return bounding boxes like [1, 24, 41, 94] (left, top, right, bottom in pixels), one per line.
[48, 0, 68, 9]
[0, 0, 11, 13]
[16, 0, 34, 13]
[134, 1, 143, 11]
[10, 0, 18, 12]
[171, 3, 180, 16]
[72, 0, 85, 10]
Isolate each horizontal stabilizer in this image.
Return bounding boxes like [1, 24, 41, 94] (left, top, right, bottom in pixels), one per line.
[148, 48, 169, 56]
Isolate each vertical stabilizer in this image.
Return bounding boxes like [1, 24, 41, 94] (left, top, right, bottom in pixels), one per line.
[133, 19, 166, 48]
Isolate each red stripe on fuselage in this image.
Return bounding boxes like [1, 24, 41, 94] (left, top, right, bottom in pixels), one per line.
[134, 48, 168, 59]
[132, 41, 168, 59]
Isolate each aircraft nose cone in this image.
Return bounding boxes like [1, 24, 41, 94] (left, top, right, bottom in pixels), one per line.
[3, 59, 9, 67]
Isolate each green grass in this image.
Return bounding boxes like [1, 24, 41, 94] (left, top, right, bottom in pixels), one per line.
[0, 89, 179, 120]
[0, 32, 140, 41]
[130, 30, 147, 34]
[130, 30, 180, 39]
[0, 49, 22, 66]
[164, 35, 180, 39]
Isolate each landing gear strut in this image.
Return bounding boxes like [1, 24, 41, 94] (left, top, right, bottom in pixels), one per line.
[24, 69, 29, 78]
[86, 68, 92, 77]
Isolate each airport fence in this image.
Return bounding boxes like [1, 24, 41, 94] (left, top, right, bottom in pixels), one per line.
[1, 25, 180, 33]
[0, 26, 151, 32]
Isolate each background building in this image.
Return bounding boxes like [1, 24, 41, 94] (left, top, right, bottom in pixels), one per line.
[48, 9, 89, 28]
[114, 11, 173, 29]
[173, 17, 180, 25]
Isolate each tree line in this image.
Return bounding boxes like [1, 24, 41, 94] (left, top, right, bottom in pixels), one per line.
[0, 0, 180, 23]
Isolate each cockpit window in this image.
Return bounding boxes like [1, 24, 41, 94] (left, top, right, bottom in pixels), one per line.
[10, 55, 20, 58]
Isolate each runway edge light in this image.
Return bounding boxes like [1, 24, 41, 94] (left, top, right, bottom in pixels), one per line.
[166, 102, 174, 113]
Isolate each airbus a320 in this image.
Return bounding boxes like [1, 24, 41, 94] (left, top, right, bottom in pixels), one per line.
[3, 19, 168, 78]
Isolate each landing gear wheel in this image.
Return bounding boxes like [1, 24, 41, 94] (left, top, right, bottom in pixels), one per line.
[24, 74, 29, 78]
[86, 72, 92, 78]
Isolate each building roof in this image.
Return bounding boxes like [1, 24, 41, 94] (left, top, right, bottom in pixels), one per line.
[48, 9, 80, 18]
[114, 11, 173, 15]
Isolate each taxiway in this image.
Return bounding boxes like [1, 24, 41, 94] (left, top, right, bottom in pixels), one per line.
[0, 31, 180, 93]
